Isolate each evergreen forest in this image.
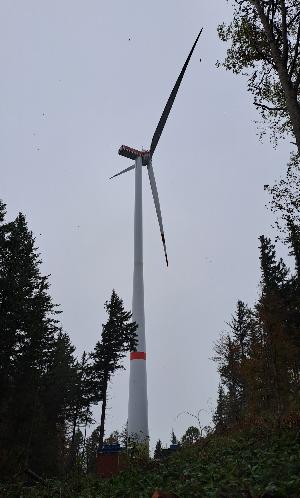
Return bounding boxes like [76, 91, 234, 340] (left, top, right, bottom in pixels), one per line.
[1, 0, 300, 496]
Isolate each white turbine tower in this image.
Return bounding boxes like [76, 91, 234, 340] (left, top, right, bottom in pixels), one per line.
[110, 30, 203, 444]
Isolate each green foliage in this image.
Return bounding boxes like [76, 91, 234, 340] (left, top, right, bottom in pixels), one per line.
[0, 202, 138, 478]
[3, 428, 300, 497]
[181, 426, 201, 446]
[267, 155, 300, 282]
[0, 206, 78, 477]
[119, 421, 128, 449]
[89, 290, 138, 397]
[217, 0, 300, 152]
[89, 290, 138, 449]
[170, 430, 178, 445]
[154, 439, 163, 459]
[85, 426, 100, 474]
[104, 431, 120, 445]
[213, 220, 300, 428]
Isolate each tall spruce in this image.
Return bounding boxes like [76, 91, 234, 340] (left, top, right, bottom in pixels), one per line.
[41, 331, 78, 474]
[170, 429, 178, 445]
[213, 234, 300, 430]
[85, 426, 100, 473]
[213, 384, 228, 431]
[0, 205, 76, 476]
[257, 235, 296, 421]
[0, 211, 58, 472]
[89, 290, 138, 450]
[213, 301, 260, 426]
[68, 351, 95, 469]
[154, 439, 163, 459]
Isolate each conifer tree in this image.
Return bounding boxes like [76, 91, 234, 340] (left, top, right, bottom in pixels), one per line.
[0, 212, 60, 471]
[259, 236, 289, 292]
[85, 426, 100, 473]
[214, 300, 261, 426]
[89, 290, 138, 450]
[68, 351, 94, 468]
[213, 384, 228, 431]
[170, 430, 178, 445]
[0, 205, 76, 476]
[154, 439, 163, 459]
[257, 235, 295, 422]
[229, 301, 254, 359]
[214, 333, 244, 424]
[41, 331, 78, 474]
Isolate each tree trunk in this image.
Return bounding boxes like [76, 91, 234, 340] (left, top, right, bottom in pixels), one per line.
[68, 407, 79, 470]
[71, 408, 78, 447]
[278, 80, 300, 155]
[98, 376, 108, 450]
[251, 0, 300, 154]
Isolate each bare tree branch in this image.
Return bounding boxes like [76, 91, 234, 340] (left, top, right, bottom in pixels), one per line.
[287, 10, 300, 29]
[254, 101, 287, 111]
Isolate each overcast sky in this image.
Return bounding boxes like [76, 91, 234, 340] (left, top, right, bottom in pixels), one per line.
[1, 0, 292, 447]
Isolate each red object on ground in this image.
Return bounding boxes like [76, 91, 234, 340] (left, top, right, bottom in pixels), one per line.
[96, 452, 127, 478]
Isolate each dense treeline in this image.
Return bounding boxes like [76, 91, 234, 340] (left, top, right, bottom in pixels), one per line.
[213, 184, 300, 429]
[0, 200, 136, 480]
[213, 0, 300, 433]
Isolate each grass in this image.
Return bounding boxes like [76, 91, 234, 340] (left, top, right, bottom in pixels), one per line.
[1, 427, 300, 498]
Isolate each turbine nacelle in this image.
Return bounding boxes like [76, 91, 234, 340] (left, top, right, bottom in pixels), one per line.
[118, 145, 150, 165]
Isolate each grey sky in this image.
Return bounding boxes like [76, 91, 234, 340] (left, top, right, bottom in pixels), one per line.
[1, 0, 292, 447]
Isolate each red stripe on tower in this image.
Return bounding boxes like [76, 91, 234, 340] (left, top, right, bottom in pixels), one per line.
[130, 352, 146, 360]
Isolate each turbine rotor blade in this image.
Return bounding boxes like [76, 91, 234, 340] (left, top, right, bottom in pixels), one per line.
[150, 29, 203, 157]
[147, 160, 168, 266]
[110, 164, 135, 179]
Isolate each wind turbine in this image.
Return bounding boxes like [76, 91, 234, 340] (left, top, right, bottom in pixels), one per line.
[110, 29, 203, 444]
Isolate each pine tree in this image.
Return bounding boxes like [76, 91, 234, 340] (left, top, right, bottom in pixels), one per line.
[257, 235, 295, 422]
[68, 351, 94, 469]
[89, 290, 138, 450]
[170, 430, 178, 445]
[213, 384, 228, 431]
[154, 439, 163, 459]
[259, 236, 289, 292]
[213, 300, 261, 426]
[85, 426, 100, 473]
[268, 163, 300, 399]
[40, 331, 78, 474]
[229, 301, 254, 359]
[214, 232, 300, 428]
[213, 333, 243, 425]
[0, 206, 76, 476]
[0, 212, 61, 473]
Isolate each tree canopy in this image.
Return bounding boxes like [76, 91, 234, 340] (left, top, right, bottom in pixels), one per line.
[218, 0, 300, 153]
